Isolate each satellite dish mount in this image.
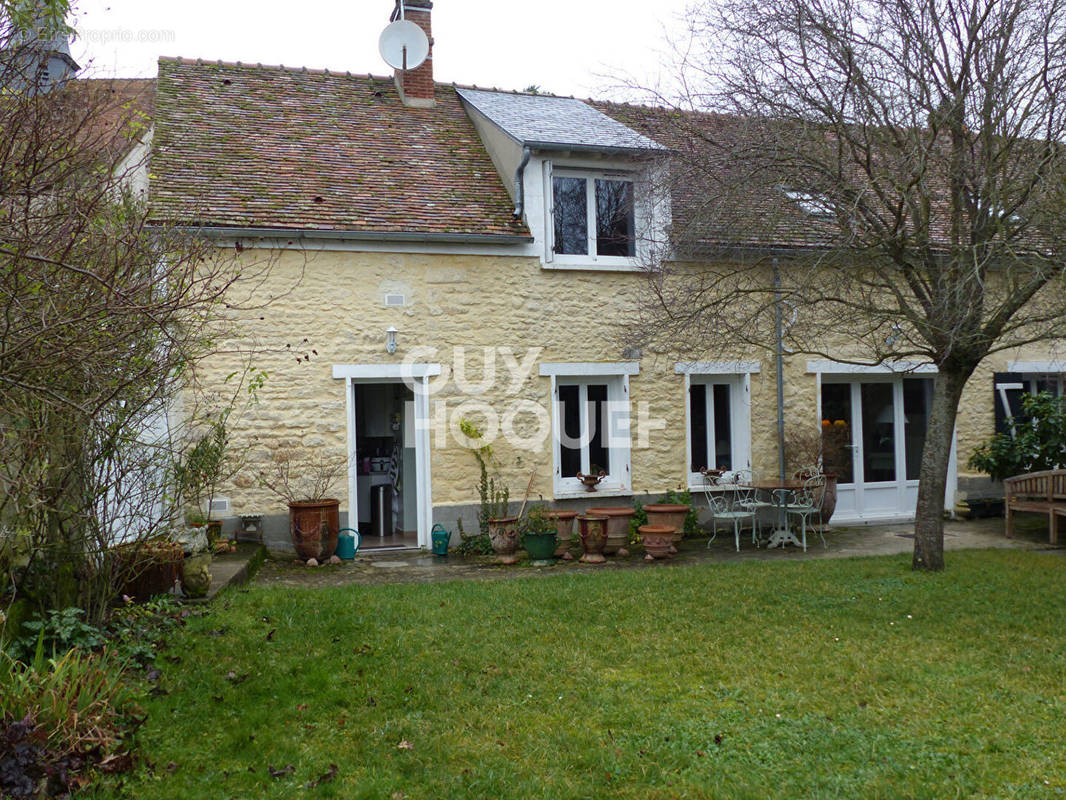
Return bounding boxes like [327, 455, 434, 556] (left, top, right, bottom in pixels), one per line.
[379, 3, 429, 72]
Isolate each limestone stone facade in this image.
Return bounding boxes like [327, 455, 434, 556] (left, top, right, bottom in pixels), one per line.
[200, 244, 1061, 549]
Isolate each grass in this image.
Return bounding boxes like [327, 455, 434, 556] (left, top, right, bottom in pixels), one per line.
[95, 550, 1066, 799]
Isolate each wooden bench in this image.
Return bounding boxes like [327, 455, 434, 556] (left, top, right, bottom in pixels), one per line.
[1004, 469, 1066, 544]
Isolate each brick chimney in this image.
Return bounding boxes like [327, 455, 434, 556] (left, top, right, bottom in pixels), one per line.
[392, 0, 434, 108]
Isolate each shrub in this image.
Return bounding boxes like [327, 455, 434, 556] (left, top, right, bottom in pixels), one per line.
[0, 649, 142, 795]
[969, 392, 1066, 481]
[10, 596, 188, 669]
[453, 518, 492, 556]
[13, 608, 106, 664]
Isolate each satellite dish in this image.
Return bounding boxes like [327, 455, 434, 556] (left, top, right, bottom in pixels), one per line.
[379, 19, 429, 71]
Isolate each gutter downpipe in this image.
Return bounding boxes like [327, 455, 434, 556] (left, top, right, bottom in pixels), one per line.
[773, 257, 786, 482]
[513, 145, 531, 219]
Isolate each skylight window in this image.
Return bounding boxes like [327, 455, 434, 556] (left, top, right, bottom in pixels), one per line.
[781, 189, 836, 219]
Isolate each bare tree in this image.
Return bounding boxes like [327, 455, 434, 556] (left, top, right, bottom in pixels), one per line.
[621, 0, 1066, 570]
[0, 8, 277, 620]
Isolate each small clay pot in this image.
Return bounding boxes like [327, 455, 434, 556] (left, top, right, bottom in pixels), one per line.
[639, 524, 675, 560]
[643, 503, 691, 553]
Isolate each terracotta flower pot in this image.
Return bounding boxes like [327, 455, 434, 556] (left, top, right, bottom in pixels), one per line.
[289, 499, 340, 562]
[546, 510, 578, 559]
[586, 506, 636, 556]
[577, 515, 609, 564]
[816, 474, 839, 528]
[643, 503, 690, 552]
[488, 516, 520, 564]
[115, 540, 183, 600]
[639, 524, 675, 560]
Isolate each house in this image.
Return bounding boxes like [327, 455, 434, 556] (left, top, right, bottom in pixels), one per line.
[139, 0, 1064, 551]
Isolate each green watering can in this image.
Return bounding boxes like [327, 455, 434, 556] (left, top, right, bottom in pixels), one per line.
[336, 528, 360, 560]
[431, 523, 450, 556]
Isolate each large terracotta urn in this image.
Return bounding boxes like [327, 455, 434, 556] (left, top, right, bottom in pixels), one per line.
[586, 506, 636, 556]
[643, 503, 690, 552]
[289, 499, 341, 562]
[488, 516, 520, 565]
[546, 510, 578, 559]
[577, 515, 609, 564]
[816, 474, 839, 529]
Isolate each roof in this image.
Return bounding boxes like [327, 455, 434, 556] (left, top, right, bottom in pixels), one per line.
[81, 78, 155, 161]
[597, 101, 842, 253]
[149, 58, 530, 239]
[457, 88, 666, 154]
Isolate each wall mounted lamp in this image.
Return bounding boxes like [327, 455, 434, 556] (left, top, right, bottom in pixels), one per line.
[386, 326, 398, 354]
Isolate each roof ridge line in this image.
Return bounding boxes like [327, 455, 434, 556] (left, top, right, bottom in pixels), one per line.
[158, 56, 394, 80]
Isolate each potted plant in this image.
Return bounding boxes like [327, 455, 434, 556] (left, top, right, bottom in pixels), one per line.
[520, 504, 558, 566]
[114, 538, 184, 600]
[260, 448, 346, 564]
[460, 418, 517, 564]
[174, 411, 236, 549]
[789, 425, 841, 527]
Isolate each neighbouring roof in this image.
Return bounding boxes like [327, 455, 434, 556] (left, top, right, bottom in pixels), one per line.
[457, 88, 666, 154]
[598, 101, 842, 253]
[149, 58, 531, 239]
[83, 78, 155, 160]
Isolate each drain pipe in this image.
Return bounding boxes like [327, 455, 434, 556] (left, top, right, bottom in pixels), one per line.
[773, 257, 786, 481]
[512, 145, 531, 219]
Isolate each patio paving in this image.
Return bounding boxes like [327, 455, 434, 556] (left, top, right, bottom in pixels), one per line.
[251, 516, 1061, 590]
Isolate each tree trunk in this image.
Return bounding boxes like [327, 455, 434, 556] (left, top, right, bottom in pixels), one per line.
[912, 368, 970, 571]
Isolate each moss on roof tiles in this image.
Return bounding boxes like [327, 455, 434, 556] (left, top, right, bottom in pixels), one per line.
[150, 58, 528, 237]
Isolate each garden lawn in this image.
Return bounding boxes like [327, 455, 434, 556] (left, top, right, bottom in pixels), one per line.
[96, 550, 1066, 799]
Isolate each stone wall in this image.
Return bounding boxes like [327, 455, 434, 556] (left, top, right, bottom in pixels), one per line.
[198, 245, 1064, 531]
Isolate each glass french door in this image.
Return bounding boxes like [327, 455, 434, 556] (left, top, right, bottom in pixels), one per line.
[819, 377, 933, 520]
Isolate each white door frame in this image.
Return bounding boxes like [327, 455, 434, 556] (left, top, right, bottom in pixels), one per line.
[809, 362, 957, 522]
[333, 363, 440, 549]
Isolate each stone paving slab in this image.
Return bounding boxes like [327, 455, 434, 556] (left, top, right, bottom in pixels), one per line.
[252, 517, 1060, 590]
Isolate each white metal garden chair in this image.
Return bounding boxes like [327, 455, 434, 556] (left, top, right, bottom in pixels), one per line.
[705, 482, 757, 552]
[780, 473, 827, 552]
[730, 468, 774, 544]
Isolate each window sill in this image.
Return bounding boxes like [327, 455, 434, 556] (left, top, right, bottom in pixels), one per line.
[687, 483, 743, 494]
[542, 258, 643, 273]
[552, 487, 634, 501]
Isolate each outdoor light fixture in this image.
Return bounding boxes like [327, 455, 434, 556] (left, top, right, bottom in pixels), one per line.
[386, 326, 398, 354]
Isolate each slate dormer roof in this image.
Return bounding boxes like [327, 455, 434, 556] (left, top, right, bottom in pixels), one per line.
[455, 88, 666, 154]
[149, 58, 531, 240]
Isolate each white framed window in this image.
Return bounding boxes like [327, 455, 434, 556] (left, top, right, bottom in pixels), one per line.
[781, 188, 836, 219]
[547, 167, 638, 268]
[541, 362, 636, 497]
[995, 366, 1065, 438]
[677, 363, 756, 489]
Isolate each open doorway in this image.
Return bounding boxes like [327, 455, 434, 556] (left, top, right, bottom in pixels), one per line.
[354, 382, 417, 550]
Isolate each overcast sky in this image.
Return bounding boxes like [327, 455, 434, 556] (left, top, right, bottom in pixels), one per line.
[68, 0, 691, 100]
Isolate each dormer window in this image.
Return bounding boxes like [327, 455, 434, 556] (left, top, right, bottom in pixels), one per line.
[552, 171, 635, 259]
[782, 188, 836, 219]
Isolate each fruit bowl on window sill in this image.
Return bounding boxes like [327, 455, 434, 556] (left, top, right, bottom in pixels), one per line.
[576, 470, 607, 491]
